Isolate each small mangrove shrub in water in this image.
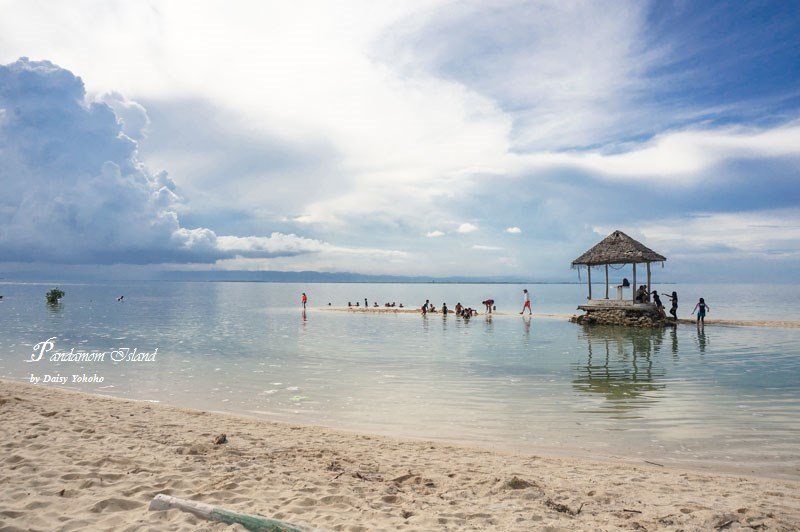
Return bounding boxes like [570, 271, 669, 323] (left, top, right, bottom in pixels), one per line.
[46, 288, 65, 304]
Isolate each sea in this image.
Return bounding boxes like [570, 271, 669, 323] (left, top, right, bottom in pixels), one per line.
[1, 281, 798, 479]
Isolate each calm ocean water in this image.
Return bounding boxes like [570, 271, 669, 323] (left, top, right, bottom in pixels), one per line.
[1, 281, 799, 478]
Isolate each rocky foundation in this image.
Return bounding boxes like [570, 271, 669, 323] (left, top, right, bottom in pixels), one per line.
[570, 308, 675, 328]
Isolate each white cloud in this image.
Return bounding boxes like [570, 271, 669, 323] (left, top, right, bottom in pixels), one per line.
[472, 245, 503, 251]
[217, 234, 407, 259]
[387, 1, 657, 152]
[0, 58, 408, 267]
[505, 227, 522, 234]
[2, 3, 797, 232]
[638, 208, 800, 259]
[97, 91, 150, 140]
[0, 1, 513, 232]
[457, 223, 478, 233]
[0, 59, 192, 264]
[426, 230, 445, 237]
[216, 234, 324, 257]
[528, 124, 800, 182]
[1, 3, 799, 278]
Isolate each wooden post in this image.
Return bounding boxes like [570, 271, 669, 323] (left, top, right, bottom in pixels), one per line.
[587, 266, 592, 300]
[604, 264, 609, 299]
[646, 262, 651, 301]
[632, 263, 637, 302]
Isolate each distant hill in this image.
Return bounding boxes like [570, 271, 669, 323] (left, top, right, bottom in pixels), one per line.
[0, 268, 576, 284]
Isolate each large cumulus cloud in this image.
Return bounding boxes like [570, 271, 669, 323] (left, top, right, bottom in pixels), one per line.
[0, 58, 216, 263]
[0, 58, 385, 265]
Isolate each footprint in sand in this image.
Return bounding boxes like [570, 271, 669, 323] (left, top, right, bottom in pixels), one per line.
[89, 498, 142, 513]
[320, 495, 356, 507]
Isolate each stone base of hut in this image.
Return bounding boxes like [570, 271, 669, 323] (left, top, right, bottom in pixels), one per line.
[570, 306, 676, 328]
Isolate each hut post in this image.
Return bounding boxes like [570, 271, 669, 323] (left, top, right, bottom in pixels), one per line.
[646, 262, 651, 298]
[632, 263, 637, 302]
[604, 264, 609, 299]
[587, 266, 592, 300]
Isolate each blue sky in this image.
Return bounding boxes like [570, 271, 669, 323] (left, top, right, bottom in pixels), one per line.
[0, 1, 798, 281]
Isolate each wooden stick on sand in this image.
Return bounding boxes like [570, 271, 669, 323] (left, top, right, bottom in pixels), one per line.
[148, 494, 307, 532]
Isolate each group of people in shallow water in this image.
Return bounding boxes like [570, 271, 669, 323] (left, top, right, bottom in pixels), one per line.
[421, 300, 478, 318]
[419, 289, 534, 318]
[339, 289, 534, 319]
[332, 287, 709, 325]
[347, 299, 405, 309]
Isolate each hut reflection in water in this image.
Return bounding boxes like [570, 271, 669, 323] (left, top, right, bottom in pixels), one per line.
[573, 325, 675, 418]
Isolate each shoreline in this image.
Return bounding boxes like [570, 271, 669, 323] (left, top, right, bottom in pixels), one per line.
[319, 307, 800, 328]
[2, 380, 799, 530]
[3, 376, 795, 482]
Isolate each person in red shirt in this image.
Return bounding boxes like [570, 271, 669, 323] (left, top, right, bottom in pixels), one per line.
[301, 292, 307, 309]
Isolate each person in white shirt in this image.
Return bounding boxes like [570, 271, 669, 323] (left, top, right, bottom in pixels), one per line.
[520, 289, 532, 315]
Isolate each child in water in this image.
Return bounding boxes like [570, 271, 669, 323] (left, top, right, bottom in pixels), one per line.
[692, 297, 709, 325]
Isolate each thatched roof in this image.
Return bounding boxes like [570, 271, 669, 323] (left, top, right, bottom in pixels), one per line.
[572, 230, 666, 266]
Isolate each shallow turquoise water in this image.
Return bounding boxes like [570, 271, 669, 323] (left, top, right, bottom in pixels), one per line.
[1, 281, 798, 478]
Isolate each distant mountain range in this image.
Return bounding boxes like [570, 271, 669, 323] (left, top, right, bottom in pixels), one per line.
[154, 270, 571, 284]
[0, 268, 662, 284]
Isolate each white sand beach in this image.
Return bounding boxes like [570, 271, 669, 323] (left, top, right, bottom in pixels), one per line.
[323, 307, 800, 329]
[2, 380, 799, 531]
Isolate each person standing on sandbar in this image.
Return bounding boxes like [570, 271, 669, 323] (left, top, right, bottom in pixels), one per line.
[520, 289, 532, 315]
[692, 297, 709, 326]
[301, 292, 307, 309]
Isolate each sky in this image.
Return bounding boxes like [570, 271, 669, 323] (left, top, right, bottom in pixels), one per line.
[1, 0, 799, 281]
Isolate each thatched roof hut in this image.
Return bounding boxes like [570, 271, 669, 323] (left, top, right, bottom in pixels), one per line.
[572, 230, 666, 266]
[572, 230, 666, 302]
